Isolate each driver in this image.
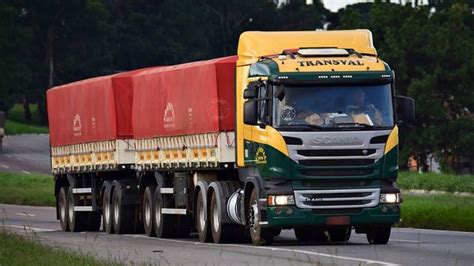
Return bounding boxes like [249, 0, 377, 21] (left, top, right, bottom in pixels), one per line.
[346, 89, 383, 126]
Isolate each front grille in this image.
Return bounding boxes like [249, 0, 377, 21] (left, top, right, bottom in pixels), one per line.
[297, 149, 376, 157]
[312, 208, 363, 215]
[294, 188, 380, 209]
[300, 169, 374, 177]
[298, 159, 374, 167]
[301, 179, 373, 188]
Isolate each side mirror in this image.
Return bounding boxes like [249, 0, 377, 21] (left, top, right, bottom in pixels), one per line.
[395, 95, 415, 123]
[244, 100, 258, 125]
[243, 88, 257, 99]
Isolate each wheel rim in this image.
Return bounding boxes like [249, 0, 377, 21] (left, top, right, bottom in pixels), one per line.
[60, 196, 66, 222]
[114, 195, 119, 224]
[249, 200, 259, 236]
[68, 193, 74, 224]
[144, 197, 151, 226]
[198, 198, 205, 231]
[212, 199, 219, 232]
[155, 199, 161, 229]
[104, 197, 110, 224]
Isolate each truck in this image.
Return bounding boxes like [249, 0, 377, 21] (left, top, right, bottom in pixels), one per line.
[47, 30, 414, 245]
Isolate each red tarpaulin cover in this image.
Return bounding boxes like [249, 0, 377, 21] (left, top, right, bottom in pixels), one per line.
[47, 75, 120, 147]
[47, 56, 236, 147]
[132, 56, 236, 139]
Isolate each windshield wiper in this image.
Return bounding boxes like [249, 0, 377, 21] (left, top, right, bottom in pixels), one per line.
[277, 124, 324, 131]
[333, 122, 374, 128]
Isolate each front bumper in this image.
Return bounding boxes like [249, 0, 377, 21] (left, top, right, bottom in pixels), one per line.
[263, 204, 400, 228]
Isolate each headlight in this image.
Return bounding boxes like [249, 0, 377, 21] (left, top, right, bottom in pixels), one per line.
[267, 195, 295, 206]
[380, 193, 401, 204]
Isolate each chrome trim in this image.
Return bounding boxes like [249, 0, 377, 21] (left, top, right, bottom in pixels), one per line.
[294, 188, 380, 209]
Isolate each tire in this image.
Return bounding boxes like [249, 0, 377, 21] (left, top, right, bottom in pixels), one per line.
[295, 226, 327, 243]
[153, 189, 176, 238]
[87, 212, 102, 231]
[112, 185, 135, 234]
[196, 190, 212, 242]
[58, 186, 70, 231]
[143, 186, 156, 237]
[366, 225, 391, 244]
[248, 188, 273, 246]
[175, 215, 192, 238]
[294, 226, 312, 242]
[103, 185, 114, 234]
[210, 191, 234, 243]
[328, 226, 351, 242]
[67, 187, 87, 232]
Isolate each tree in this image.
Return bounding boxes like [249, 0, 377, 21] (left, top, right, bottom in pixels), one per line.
[335, 1, 474, 172]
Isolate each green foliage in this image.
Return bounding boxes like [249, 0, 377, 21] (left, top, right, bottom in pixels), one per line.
[400, 194, 474, 232]
[335, 1, 474, 172]
[5, 104, 49, 134]
[0, 172, 54, 206]
[1, 1, 473, 173]
[398, 171, 474, 193]
[0, 232, 119, 266]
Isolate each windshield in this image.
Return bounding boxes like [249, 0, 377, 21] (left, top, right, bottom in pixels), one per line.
[273, 84, 394, 129]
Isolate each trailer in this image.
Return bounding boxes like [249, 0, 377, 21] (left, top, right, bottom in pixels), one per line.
[48, 30, 414, 245]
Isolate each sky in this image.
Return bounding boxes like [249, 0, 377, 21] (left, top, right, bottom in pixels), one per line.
[321, 0, 428, 12]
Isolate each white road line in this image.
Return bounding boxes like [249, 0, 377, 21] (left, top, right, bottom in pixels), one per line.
[130, 235, 399, 266]
[1, 164, 10, 169]
[15, 212, 36, 217]
[22, 170, 31, 174]
[352, 235, 421, 244]
[3, 224, 54, 232]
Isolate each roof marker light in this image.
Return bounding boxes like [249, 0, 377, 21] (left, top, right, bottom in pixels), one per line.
[298, 48, 349, 57]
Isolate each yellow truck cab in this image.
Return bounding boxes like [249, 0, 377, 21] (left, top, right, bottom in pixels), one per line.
[235, 30, 414, 244]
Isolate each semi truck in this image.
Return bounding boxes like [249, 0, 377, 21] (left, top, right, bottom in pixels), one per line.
[47, 30, 414, 245]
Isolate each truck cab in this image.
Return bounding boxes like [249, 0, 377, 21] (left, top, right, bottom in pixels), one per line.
[235, 30, 414, 244]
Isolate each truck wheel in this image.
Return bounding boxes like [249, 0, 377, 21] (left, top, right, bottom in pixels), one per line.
[295, 226, 327, 243]
[58, 186, 70, 231]
[210, 191, 233, 243]
[294, 226, 312, 242]
[366, 225, 391, 244]
[248, 188, 273, 246]
[328, 226, 351, 242]
[112, 185, 134, 234]
[143, 186, 156, 237]
[67, 187, 87, 232]
[87, 212, 102, 231]
[103, 185, 114, 233]
[175, 215, 192, 238]
[153, 189, 176, 238]
[196, 190, 212, 242]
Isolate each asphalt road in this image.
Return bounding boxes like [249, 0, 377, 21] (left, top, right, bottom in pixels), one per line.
[1, 203, 473, 266]
[0, 134, 50, 174]
[1, 135, 473, 265]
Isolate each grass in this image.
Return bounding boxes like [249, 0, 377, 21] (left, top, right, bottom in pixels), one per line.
[0, 172, 54, 206]
[398, 171, 474, 193]
[399, 193, 474, 232]
[0, 231, 119, 265]
[4, 104, 49, 135]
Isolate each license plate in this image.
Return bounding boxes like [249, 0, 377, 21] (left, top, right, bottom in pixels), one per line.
[326, 216, 350, 225]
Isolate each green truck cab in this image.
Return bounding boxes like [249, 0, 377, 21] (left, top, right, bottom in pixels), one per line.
[234, 30, 414, 244]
